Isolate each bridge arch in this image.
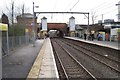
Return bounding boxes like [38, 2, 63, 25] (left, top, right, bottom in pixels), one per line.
[47, 23, 68, 37]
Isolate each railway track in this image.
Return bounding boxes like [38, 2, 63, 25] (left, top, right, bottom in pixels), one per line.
[63, 38, 119, 62]
[51, 38, 120, 79]
[60, 38, 120, 72]
[51, 39, 96, 80]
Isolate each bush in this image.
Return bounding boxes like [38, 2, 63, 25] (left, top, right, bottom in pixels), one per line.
[8, 24, 25, 36]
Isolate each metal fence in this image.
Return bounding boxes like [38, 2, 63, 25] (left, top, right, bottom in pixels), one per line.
[2, 36, 31, 56]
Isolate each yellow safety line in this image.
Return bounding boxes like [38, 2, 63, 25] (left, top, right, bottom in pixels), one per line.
[26, 39, 47, 80]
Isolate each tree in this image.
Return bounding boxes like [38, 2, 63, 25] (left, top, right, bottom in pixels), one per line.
[8, 24, 25, 36]
[91, 11, 98, 24]
[1, 13, 9, 27]
[5, 0, 14, 25]
[5, 0, 29, 25]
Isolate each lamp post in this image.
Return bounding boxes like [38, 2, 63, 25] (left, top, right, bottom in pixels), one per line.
[32, 2, 39, 47]
[116, 1, 120, 21]
[84, 13, 90, 34]
[32, 2, 35, 47]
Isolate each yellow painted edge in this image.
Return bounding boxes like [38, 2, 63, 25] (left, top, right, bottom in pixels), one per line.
[26, 39, 47, 80]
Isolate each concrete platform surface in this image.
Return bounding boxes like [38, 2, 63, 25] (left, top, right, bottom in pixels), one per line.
[27, 38, 59, 79]
[3, 39, 44, 78]
[65, 37, 120, 50]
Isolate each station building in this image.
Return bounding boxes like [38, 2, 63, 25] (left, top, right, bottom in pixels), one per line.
[103, 21, 120, 41]
[75, 21, 120, 42]
[16, 13, 39, 38]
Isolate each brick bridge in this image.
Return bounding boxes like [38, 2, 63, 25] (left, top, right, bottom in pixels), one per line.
[47, 23, 68, 37]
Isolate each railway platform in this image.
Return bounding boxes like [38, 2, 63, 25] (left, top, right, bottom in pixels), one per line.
[27, 37, 119, 79]
[65, 37, 120, 50]
[27, 38, 59, 79]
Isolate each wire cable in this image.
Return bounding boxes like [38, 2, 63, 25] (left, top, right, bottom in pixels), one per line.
[70, 0, 80, 11]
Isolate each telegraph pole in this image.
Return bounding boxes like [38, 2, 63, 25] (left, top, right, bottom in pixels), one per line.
[12, 1, 14, 25]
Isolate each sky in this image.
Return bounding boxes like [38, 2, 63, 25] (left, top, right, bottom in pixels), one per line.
[0, 0, 119, 24]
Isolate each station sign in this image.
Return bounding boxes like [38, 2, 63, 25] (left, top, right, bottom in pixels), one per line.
[117, 28, 120, 32]
[0, 23, 8, 31]
[25, 29, 29, 33]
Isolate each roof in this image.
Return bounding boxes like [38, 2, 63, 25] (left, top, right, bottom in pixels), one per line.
[69, 16, 75, 19]
[42, 16, 47, 19]
[89, 24, 104, 31]
[103, 21, 120, 25]
[75, 25, 83, 30]
[17, 13, 33, 19]
[75, 24, 88, 30]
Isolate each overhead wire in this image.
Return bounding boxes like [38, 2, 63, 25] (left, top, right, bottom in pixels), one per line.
[89, 0, 118, 22]
[97, 9, 117, 16]
[90, 0, 117, 11]
[90, 0, 118, 17]
[64, 0, 74, 11]
[69, 0, 80, 11]
[95, 4, 116, 13]
[51, 0, 58, 21]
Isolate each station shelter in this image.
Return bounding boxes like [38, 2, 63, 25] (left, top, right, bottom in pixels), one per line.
[104, 22, 120, 42]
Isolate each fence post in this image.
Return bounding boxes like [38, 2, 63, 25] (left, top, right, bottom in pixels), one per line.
[11, 37, 13, 50]
[26, 34, 27, 44]
[25, 29, 29, 45]
[6, 31, 9, 55]
[19, 36, 21, 46]
[0, 30, 2, 80]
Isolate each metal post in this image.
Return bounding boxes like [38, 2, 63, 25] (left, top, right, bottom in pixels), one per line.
[116, 3, 120, 21]
[0, 30, 2, 80]
[25, 29, 29, 44]
[87, 13, 90, 36]
[6, 31, 9, 55]
[25, 32, 27, 44]
[33, 2, 35, 47]
[88, 13, 89, 28]
[102, 14, 103, 23]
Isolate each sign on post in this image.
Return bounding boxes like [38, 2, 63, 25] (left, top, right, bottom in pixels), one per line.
[0, 23, 8, 31]
[0, 23, 9, 79]
[0, 23, 9, 54]
[0, 30, 2, 80]
[0, 23, 8, 79]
